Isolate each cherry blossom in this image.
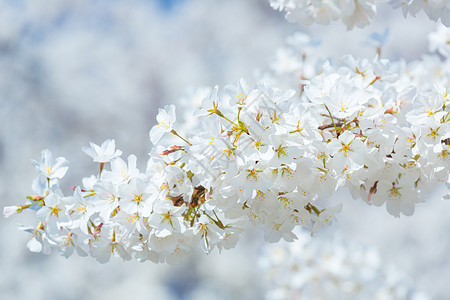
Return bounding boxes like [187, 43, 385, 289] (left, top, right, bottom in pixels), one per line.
[82, 139, 122, 163]
[31, 149, 69, 180]
[149, 104, 177, 145]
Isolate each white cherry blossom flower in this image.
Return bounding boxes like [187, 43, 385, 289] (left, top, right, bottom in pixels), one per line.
[82, 139, 122, 163]
[149, 104, 177, 144]
[193, 215, 222, 254]
[90, 180, 119, 222]
[311, 203, 342, 234]
[65, 187, 94, 235]
[18, 224, 51, 254]
[328, 131, 367, 171]
[46, 229, 88, 258]
[148, 201, 186, 237]
[101, 154, 140, 184]
[148, 231, 179, 253]
[31, 149, 69, 180]
[118, 178, 155, 217]
[36, 189, 69, 230]
[91, 227, 132, 263]
[371, 176, 423, 217]
[264, 215, 297, 242]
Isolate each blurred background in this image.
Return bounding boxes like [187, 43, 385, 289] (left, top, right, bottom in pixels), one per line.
[0, 0, 449, 299]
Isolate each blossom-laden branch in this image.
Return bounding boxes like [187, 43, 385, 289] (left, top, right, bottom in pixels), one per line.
[4, 27, 450, 264]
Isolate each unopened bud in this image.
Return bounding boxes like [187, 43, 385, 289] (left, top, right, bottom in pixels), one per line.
[3, 205, 21, 218]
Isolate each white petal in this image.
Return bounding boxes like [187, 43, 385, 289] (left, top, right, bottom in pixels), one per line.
[27, 237, 43, 253]
[149, 126, 166, 145]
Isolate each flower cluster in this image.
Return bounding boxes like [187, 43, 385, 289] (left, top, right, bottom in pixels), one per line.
[4, 25, 449, 264]
[259, 230, 428, 299]
[269, 0, 450, 28]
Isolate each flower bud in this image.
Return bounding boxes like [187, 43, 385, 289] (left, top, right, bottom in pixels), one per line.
[3, 205, 21, 218]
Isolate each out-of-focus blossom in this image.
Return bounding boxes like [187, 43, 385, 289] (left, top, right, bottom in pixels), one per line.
[259, 230, 429, 299]
[270, 0, 450, 28]
[428, 24, 450, 57]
